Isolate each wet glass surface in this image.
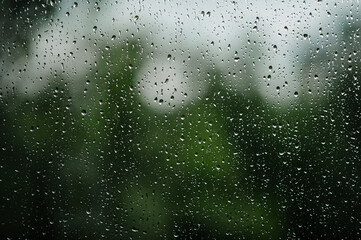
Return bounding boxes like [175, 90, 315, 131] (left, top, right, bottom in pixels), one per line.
[1, 1, 360, 239]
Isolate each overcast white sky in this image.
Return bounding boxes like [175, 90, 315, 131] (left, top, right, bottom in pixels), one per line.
[1, 0, 358, 111]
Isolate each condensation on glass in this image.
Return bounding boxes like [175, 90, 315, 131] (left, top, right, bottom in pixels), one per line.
[1, 0, 360, 239]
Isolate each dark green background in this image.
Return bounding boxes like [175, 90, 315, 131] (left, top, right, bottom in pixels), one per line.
[1, 1, 360, 239]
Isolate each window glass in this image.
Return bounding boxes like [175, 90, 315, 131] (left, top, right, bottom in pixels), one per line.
[1, 0, 360, 239]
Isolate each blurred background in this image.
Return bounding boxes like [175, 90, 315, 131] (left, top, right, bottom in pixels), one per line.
[1, 0, 360, 239]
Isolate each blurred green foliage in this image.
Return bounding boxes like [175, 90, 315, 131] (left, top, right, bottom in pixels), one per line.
[1, 1, 361, 239]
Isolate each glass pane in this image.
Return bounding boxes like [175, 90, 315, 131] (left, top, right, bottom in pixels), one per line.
[1, 0, 360, 239]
